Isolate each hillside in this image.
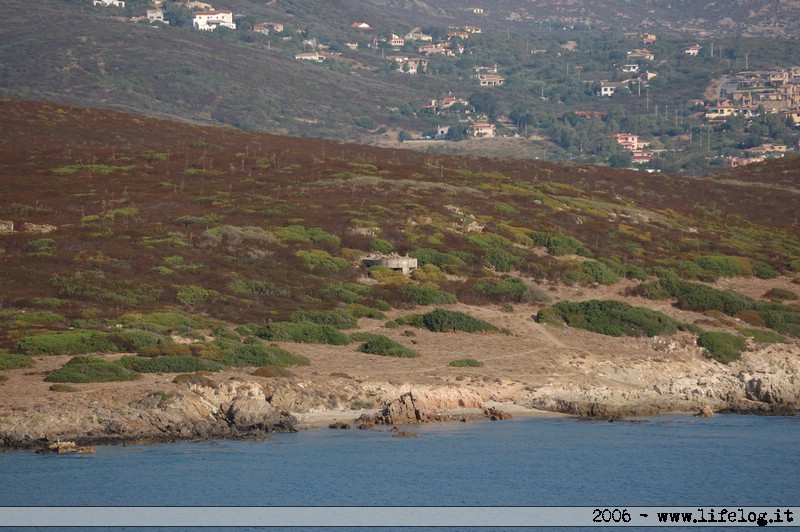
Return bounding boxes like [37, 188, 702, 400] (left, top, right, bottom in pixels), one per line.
[366, 0, 800, 37]
[2, 0, 799, 176]
[0, 99, 799, 448]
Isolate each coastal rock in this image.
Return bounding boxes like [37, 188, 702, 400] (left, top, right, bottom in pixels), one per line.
[484, 407, 513, 420]
[697, 406, 714, 418]
[189, 379, 297, 433]
[367, 387, 486, 425]
[37, 440, 94, 454]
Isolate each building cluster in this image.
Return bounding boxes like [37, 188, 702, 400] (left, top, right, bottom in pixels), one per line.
[373, 24, 483, 74]
[420, 96, 472, 114]
[706, 68, 800, 125]
[613, 133, 654, 164]
[94, 0, 287, 34]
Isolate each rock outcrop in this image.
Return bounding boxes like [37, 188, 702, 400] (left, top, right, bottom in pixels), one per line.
[0, 378, 296, 450]
[362, 387, 486, 425]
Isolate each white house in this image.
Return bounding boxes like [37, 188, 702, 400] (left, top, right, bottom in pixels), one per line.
[684, 44, 702, 56]
[147, 9, 166, 23]
[471, 122, 496, 138]
[476, 73, 505, 86]
[599, 80, 629, 96]
[295, 52, 324, 62]
[193, 10, 235, 31]
[94, 0, 125, 7]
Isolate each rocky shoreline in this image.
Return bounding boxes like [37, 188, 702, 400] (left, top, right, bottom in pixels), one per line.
[2, 341, 798, 452]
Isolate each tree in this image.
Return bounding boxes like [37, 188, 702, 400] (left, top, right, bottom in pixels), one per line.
[164, 5, 192, 27]
[446, 125, 468, 141]
[609, 152, 632, 168]
[509, 104, 534, 135]
[236, 15, 257, 32]
[468, 92, 500, 120]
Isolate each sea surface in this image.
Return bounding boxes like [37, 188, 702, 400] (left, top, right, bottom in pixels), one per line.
[1, 414, 798, 529]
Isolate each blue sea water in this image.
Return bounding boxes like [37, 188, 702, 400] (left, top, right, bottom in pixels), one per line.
[0, 414, 797, 529]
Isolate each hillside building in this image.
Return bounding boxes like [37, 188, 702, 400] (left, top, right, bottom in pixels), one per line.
[193, 10, 235, 31]
[471, 122, 496, 138]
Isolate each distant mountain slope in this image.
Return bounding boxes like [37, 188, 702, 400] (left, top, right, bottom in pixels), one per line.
[367, 0, 800, 37]
[0, 0, 445, 138]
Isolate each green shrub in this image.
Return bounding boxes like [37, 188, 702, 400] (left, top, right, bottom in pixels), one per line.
[493, 202, 517, 216]
[116, 311, 201, 334]
[108, 330, 171, 352]
[176, 285, 212, 306]
[138, 343, 193, 357]
[388, 313, 425, 328]
[734, 310, 766, 328]
[409, 248, 467, 274]
[357, 334, 419, 358]
[410, 264, 447, 283]
[536, 307, 565, 327]
[599, 258, 647, 281]
[119, 355, 224, 373]
[466, 234, 521, 272]
[698, 332, 747, 364]
[472, 277, 527, 302]
[483, 247, 523, 272]
[530, 231, 591, 257]
[754, 302, 800, 336]
[422, 309, 499, 333]
[51, 271, 163, 305]
[25, 238, 57, 254]
[0, 310, 66, 327]
[693, 255, 751, 277]
[400, 284, 457, 306]
[252, 322, 352, 345]
[292, 308, 358, 329]
[319, 282, 369, 303]
[228, 278, 291, 299]
[763, 288, 797, 301]
[44, 356, 141, 383]
[752, 261, 779, 280]
[449, 358, 482, 367]
[662, 279, 756, 316]
[542, 300, 678, 337]
[296, 250, 349, 273]
[0, 351, 34, 370]
[670, 260, 718, 282]
[739, 328, 786, 344]
[275, 225, 341, 247]
[369, 239, 395, 254]
[581, 261, 621, 285]
[347, 304, 386, 320]
[16, 330, 117, 356]
[214, 340, 310, 367]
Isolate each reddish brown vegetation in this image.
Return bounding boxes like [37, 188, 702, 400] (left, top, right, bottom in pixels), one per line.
[0, 99, 797, 348]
